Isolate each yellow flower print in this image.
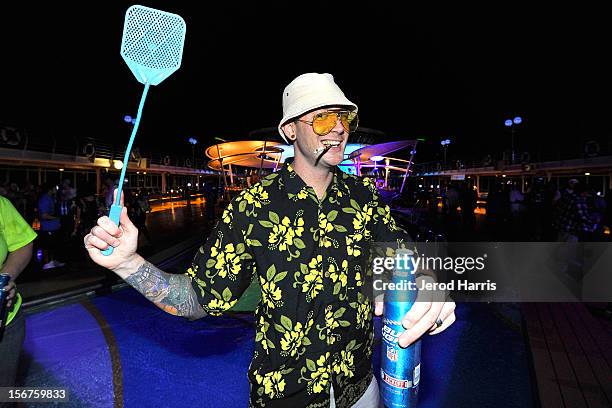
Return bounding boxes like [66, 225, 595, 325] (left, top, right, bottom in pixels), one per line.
[258, 316, 269, 351]
[299, 353, 333, 394]
[346, 235, 362, 257]
[333, 350, 355, 378]
[243, 191, 255, 205]
[263, 211, 305, 260]
[311, 368, 329, 393]
[311, 211, 338, 248]
[237, 184, 270, 216]
[278, 217, 295, 251]
[352, 204, 373, 230]
[325, 308, 340, 331]
[293, 255, 323, 302]
[255, 315, 276, 352]
[356, 301, 371, 329]
[318, 213, 335, 248]
[205, 235, 251, 283]
[280, 321, 304, 357]
[362, 176, 375, 189]
[303, 268, 323, 301]
[281, 216, 291, 227]
[318, 212, 334, 234]
[275, 311, 314, 358]
[185, 265, 197, 278]
[355, 271, 363, 287]
[244, 184, 269, 208]
[328, 260, 348, 288]
[255, 370, 286, 399]
[214, 243, 241, 279]
[310, 353, 330, 393]
[260, 276, 283, 310]
[317, 306, 348, 345]
[209, 238, 222, 258]
[221, 203, 233, 224]
[381, 205, 392, 224]
[264, 371, 285, 398]
[294, 216, 305, 237]
[268, 223, 288, 248]
[206, 297, 237, 315]
[283, 216, 305, 239]
[297, 187, 308, 200]
[327, 259, 350, 300]
[308, 255, 322, 270]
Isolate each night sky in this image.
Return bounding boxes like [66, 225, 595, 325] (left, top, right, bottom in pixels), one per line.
[1, 3, 611, 164]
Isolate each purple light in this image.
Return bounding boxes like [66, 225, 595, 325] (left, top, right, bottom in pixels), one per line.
[504, 119, 513, 127]
[124, 115, 132, 123]
[513, 116, 522, 124]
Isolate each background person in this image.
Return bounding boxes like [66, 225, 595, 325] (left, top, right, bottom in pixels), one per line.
[37, 182, 64, 270]
[0, 195, 36, 402]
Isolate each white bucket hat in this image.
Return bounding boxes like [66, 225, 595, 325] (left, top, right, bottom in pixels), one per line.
[278, 73, 358, 142]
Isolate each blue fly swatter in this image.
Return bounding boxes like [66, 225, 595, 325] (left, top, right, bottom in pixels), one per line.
[103, 5, 186, 256]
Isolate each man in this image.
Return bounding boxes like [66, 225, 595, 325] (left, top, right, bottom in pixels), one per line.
[554, 183, 594, 242]
[84, 73, 455, 407]
[58, 179, 78, 247]
[553, 178, 578, 204]
[128, 189, 152, 246]
[37, 182, 64, 270]
[203, 180, 219, 223]
[0, 195, 36, 401]
[102, 177, 117, 213]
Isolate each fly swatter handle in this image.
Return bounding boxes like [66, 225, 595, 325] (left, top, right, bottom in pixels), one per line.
[102, 204, 123, 256]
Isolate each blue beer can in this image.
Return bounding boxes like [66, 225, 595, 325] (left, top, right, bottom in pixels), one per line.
[0, 273, 12, 339]
[0, 273, 10, 303]
[380, 250, 421, 408]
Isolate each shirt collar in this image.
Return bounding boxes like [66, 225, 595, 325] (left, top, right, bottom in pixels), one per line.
[280, 158, 350, 201]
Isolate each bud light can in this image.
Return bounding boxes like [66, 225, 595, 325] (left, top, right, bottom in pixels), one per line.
[380, 249, 421, 408]
[0, 273, 12, 341]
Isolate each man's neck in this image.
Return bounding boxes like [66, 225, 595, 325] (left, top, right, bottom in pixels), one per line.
[292, 155, 334, 200]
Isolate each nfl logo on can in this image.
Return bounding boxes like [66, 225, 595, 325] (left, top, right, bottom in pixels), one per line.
[386, 345, 398, 362]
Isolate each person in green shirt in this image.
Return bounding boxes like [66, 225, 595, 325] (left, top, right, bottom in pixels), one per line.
[84, 73, 456, 407]
[0, 195, 36, 393]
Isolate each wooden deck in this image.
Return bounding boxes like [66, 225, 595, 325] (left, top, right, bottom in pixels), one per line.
[523, 303, 612, 408]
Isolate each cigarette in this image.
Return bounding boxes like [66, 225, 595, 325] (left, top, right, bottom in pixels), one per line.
[314, 144, 333, 165]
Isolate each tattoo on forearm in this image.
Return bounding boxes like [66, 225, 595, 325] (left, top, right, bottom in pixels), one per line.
[125, 261, 206, 319]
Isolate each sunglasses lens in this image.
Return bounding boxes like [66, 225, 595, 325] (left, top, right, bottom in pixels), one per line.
[341, 112, 359, 132]
[312, 113, 337, 136]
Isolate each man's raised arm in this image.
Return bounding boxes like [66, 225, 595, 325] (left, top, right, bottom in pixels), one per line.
[83, 193, 206, 320]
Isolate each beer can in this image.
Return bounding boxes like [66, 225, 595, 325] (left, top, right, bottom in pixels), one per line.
[380, 250, 421, 408]
[0, 273, 12, 341]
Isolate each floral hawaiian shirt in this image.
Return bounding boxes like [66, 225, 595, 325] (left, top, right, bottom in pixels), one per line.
[187, 159, 408, 407]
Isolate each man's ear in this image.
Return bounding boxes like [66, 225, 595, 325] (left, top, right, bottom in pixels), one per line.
[281, 122, 296, 142]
